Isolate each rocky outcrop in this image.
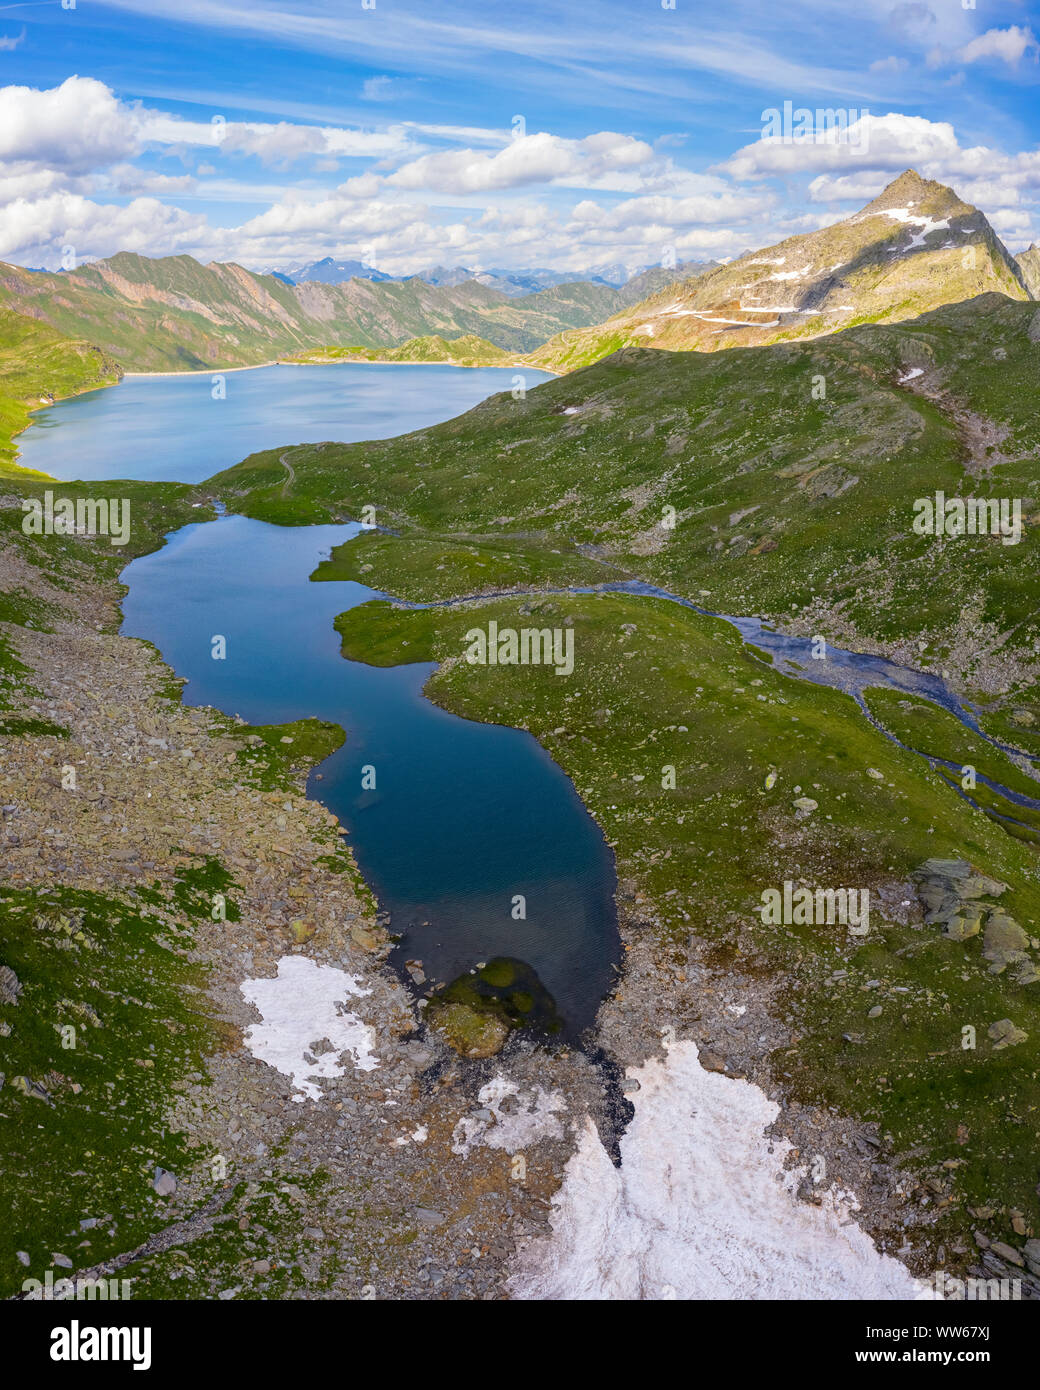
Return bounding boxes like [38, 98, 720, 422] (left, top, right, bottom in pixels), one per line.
[913, 858, 1039, 984]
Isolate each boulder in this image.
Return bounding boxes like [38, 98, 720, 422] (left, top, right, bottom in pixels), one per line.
[988, 1019, 1028, 1050]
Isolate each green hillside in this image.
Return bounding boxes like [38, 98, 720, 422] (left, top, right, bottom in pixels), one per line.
[0, 255, 621, 372]
[212, 291, 1039, 711]
[283, 333, 512, 367]
[205, 287, 1040, 1261]
[0, 309, 122, 476]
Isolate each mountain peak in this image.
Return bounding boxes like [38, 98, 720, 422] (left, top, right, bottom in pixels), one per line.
[864, 169, 966, 217]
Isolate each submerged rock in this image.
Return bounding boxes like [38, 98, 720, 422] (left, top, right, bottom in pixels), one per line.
[427, 1001, 509, 1058]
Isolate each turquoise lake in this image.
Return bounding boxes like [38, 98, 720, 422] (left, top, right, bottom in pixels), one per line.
[18, 362, 550, 484]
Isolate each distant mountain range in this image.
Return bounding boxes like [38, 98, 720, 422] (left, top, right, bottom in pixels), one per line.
[0, 170, 1032, 394]
[0, 254, 634, 372]
[263, 256, 706, 298]
[0, 251, 717, 373]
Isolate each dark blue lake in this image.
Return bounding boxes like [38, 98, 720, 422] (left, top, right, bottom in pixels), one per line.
[18, 362, 550, 484]
[120, 516, 618, 1039]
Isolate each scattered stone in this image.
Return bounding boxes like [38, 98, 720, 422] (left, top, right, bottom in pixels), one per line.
[412, 1208, 446, 1228]
[988, 1019, 1028, 1050]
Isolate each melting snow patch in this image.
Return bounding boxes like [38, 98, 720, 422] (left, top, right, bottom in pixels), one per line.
[898, 367, 924, 384]
[510, 1040, 922, 1300]
[687, 311, 779, 327]
[452, 1075, 566, 1156]
[873, 207, 950, 253]
[394, 1125, 429, 1146]
[241, 956, 378, 1102]
[562, 405, 583, 412]
[768, 268, 808, 281]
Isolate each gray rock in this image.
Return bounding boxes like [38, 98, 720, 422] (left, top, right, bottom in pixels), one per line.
[982, 913, 1031, 974]
[943, 904, 985, 941]
[412, 1207, 446, 1228]
[152, 1168, 177, 1197]
[988, 1019, 1028, 1050]
[988, 1241, 1024, 1267]
[0, 965, 22, 1006]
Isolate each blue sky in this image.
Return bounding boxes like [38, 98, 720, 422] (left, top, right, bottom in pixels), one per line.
[0, 0, 1038, 273]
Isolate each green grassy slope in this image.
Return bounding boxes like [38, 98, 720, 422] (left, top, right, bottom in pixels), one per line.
[282, 333, 513, 367]
[211, 292, 1040, 709]
[0, 308, 122, 476]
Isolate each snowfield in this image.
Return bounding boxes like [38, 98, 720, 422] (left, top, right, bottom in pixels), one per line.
[510, 1039, 924, 1301]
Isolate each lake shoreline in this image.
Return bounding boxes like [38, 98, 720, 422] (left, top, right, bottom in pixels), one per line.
[121, 358, 559, 378]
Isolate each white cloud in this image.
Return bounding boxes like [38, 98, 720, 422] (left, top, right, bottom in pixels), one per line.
[568, 189, 774, 232]
[386, 131, 655, 194]
[869, 56, 908, 74]
[0, 76, 140, 174]
[959, 25, 1039, 66]
[722, 113, 962, 181]
[0, 192, 207, 267]
[0, 72, 1037, 276]
[361, 76, 395, 101]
